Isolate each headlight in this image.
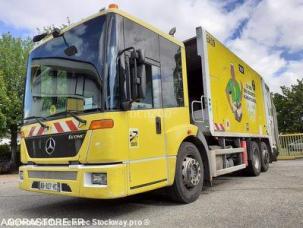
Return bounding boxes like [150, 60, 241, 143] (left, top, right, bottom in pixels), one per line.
[91, 173, 107, 185]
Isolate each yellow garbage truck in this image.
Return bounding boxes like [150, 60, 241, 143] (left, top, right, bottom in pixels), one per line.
[19, 4, 279, 203]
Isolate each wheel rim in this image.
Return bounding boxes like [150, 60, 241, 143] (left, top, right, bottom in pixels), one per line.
[182, 156, 201, 189]
[263, 148, 269, 165]
[253, 149, 260, 170]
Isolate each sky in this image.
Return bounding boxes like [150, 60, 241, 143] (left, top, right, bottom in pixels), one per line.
[0, 0, 302, 93]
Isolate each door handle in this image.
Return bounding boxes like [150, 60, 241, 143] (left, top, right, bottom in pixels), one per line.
[155, 116, 161, 134]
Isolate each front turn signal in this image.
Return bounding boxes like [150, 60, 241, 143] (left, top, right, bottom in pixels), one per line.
[89, 119, 114, 130]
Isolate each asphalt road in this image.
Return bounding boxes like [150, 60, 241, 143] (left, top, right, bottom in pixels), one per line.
[0, 160, 303, 228]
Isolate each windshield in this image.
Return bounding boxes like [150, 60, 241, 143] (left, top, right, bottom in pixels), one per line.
[24, 15, 106, 121]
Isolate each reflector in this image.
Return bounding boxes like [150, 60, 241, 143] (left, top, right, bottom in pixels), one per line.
[89, 119, 114, 130]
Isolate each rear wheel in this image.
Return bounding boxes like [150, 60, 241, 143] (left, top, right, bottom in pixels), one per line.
[169, 142, 204, 203]
[260, 142, 270, 172]
[246, 141, 261, 176]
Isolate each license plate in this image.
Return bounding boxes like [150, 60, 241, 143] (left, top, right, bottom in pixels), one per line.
[39, 182, 61, 192]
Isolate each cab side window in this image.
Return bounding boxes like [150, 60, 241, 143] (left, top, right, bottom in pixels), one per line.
[160, 37, 184, 108]
[124, 18, 162, 110]
[131, 64, 162, 109]
[124, 18, 160, 62]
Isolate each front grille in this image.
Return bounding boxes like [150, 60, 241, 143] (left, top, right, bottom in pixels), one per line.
[25, 131, 86, 158]
[28, 171, 77, 180]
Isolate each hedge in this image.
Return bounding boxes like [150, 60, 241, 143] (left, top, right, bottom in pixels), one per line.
[0, 144, 11, 161]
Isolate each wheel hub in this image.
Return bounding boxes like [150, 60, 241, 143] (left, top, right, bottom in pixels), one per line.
[253, 149, 260, 170]
[182, 157, 201, 188]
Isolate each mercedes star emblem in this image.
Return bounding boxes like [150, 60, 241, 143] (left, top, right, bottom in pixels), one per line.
[45, 137, 56, 155]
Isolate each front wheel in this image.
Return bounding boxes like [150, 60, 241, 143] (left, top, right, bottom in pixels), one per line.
[169, 142, 204, 203]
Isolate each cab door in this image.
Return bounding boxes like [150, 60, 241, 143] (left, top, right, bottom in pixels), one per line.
[128, 63, 167, 190]
[122, 17, 168, 191]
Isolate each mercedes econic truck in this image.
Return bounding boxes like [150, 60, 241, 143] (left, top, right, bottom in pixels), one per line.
[19, 4, 279, 203]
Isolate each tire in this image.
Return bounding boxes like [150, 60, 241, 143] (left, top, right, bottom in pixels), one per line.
[246, 141, 261, 176]
[169, 142, 204, 203]
[260, 142, 270, 172]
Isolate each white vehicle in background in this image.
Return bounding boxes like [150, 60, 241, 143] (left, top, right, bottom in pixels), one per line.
[288, 139, 303, 151]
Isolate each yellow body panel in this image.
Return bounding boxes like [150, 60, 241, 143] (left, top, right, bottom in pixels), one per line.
[128, 158, 167, 191]
[206, 32, 267, 136]
[127, 109, 167, 188]
[86, 112, 129, 163]
[164, 108, 197, 155]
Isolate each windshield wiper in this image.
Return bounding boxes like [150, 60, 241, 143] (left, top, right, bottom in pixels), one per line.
[48, 111, 87, 125]
[82, 107, 102, 113]
[24, 116, 49, 129]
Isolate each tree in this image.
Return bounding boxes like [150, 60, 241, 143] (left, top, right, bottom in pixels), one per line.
[0, 70, 7, 134]
[272, 79, 303, 133]
[0, 18, 71, 168]
[0, 33, 33, 168]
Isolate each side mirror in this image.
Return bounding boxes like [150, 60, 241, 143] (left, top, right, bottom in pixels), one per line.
[137, 64, 146, 99]
[130, 49, 146, 101]
[33, 32, 48, 42]
[117, 47, 146, 110]
[137, 49, 145, 64]
[64, 45, 78, 56]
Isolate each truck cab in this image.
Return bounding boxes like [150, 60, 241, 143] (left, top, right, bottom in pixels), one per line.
[20, 5, 197, 200]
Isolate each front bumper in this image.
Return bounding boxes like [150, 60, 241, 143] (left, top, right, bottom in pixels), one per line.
[19, 163, 128, 199]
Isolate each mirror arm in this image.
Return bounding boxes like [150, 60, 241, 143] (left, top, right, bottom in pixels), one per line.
[117, 47, 136, 61]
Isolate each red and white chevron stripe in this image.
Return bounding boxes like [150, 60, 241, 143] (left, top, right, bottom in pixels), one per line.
[28, 119, 79, 137]
[214, 123, 225, 131]
[28, 126, 47, 137]
[52, 120, 79, 134]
